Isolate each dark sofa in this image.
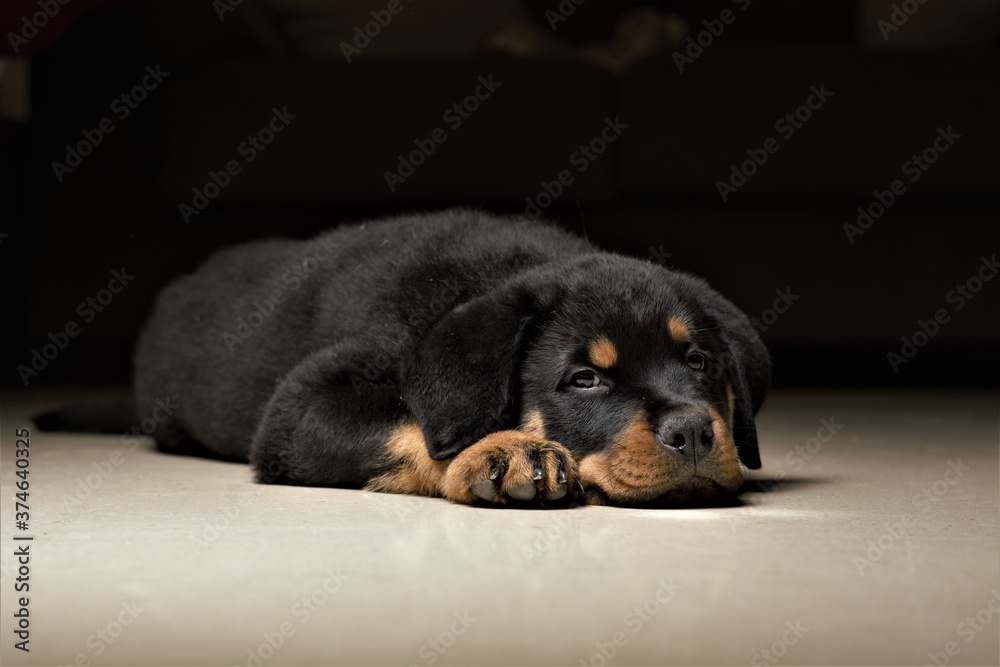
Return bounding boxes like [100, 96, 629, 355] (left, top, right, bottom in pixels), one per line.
[3, 0, 998, 388]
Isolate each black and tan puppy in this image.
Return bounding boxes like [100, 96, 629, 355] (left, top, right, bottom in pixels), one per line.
[134, 209, 770, 506]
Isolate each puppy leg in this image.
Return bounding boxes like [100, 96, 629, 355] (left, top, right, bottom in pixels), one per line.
[251, 342, 411, 487]
[368, 427, 582, 506]
[252, 343, 582, 506]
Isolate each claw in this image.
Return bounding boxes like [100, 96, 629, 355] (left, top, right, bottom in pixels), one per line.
[488, 466, 500, 481]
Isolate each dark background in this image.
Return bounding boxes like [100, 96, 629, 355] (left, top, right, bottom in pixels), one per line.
[2, 0, 998, 390]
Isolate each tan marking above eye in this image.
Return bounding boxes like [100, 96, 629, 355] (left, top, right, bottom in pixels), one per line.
[587, 336, 617, 368]
[667, 316, 690, 343]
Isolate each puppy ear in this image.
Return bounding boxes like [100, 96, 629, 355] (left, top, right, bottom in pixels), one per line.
[675, 273, 771, 469]
[401, 278, 554, 461]
[721, 330, 769, 470]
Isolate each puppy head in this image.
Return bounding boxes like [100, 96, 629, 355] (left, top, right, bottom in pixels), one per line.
[402, 254, 770, 504]
[519, 257, 770, 503]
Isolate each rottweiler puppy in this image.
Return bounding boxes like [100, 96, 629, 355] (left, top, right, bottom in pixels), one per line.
[134, 209, 770, 506]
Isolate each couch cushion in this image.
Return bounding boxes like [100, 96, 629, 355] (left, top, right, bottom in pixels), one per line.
[619, 45, 1000, 198]
[155, 57, 617, 205]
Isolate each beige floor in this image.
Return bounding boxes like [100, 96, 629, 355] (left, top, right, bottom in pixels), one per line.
[0, 389, 997, 667]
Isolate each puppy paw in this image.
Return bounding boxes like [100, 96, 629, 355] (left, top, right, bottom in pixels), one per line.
[441, 431, 581, 506]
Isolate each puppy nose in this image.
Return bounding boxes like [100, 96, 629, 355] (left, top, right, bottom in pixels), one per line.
[657, 412, 714, 459]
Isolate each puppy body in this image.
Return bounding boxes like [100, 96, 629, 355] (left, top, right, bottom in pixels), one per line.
[135, 209, 769, 505]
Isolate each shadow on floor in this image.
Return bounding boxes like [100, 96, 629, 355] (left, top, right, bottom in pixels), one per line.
[634, 475, 837, 510]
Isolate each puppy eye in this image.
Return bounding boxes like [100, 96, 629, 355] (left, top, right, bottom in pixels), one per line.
[570, 370, 601, 389]
[686, 352, 706, 371]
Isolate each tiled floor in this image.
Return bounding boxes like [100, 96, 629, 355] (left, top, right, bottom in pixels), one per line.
[1, 389, 997, 666]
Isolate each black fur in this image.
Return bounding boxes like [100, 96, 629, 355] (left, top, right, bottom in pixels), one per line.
[33, 401, 137, 434]
[133, 209, 770, 493]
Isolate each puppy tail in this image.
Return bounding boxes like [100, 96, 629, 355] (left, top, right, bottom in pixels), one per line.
[33, 401, 138, 434]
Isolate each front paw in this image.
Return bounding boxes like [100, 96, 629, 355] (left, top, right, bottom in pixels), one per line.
[441, 431, 582, 506]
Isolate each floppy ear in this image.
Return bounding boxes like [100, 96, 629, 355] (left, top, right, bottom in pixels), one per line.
[675, 273, 771, 469]
[720, 326, 770, 470]
[400, 277, 554, 461]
